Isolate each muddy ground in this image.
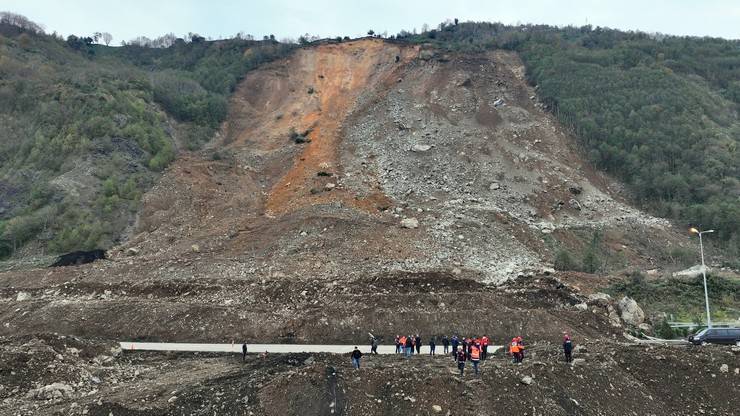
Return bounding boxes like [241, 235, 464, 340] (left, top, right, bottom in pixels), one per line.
[0, 333, 737, 416]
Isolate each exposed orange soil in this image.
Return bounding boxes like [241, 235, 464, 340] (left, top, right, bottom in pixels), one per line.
[226, 39, 418, 215]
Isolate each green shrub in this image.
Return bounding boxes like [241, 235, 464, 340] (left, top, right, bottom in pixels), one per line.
[655, 318, 675, 339]
[554, 248, 579, 271]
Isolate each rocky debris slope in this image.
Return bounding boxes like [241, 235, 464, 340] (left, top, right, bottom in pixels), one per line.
[340, 50, 671, 281]
[78, 40, 679, 287]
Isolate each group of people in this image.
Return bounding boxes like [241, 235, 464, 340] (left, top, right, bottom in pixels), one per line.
[392, 334, 493, 360]
[348, 333, 576, 376]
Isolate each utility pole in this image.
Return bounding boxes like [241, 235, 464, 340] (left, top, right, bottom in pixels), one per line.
[690, 228, 715, 328]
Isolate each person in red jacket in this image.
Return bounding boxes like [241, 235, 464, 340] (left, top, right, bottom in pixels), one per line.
[481, 335, 490, 360]
[563, 334, 574, 363]
[456, 346, 467, 376]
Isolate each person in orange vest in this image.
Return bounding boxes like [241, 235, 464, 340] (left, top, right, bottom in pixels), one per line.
[509, 337, 521, 364]
[400, 335, 408, 356]
[481, 335, 490, 360]
[470, 341, 482, 375]
[455, 346, 467, 376]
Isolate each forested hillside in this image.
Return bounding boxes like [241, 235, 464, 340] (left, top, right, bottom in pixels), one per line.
[0, 13, 292, 258]
[397, 22, 740, 256]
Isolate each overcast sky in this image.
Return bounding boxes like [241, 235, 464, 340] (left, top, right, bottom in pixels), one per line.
[3, 0, 739, 43]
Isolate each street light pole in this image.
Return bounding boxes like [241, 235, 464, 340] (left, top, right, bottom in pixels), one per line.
[690, 228, 715, 329]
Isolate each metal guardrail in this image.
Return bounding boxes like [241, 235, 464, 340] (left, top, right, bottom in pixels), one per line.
[668, 322, 738, 328]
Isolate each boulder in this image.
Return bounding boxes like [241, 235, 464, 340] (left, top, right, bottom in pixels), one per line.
[110, 346, 122, 357]
[520, 376, 533, 385]
[719, 364, 729, 373]
[191, 244, 200, 253]
[618, 296, 645, 326]
[411, 144, 432, 152]
[489, 182, 501, 191]
[574, 303, 588, 311]
[126, 247, 140, 257]
[400, 218, 419, 229]
[16, 291, 31, 302]
[672, 265, 707, 279]
[324, 183, 336, 191]
[419, 50, 435, 60]
[606, 304, 622, 327]
[27, 383, 74, 400]
[587, 292, 611, 306]
[432, 405, 443, 413]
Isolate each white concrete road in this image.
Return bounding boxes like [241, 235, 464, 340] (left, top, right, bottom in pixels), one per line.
[120, 342, 502, 355]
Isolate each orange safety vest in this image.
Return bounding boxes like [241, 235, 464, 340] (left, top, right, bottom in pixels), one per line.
[509, 341, 520, 353]
[471, 346, 481, 360]
[400, 336, 406, 345]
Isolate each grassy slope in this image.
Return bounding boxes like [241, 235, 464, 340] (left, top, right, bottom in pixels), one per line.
[608, 273, 739, 323]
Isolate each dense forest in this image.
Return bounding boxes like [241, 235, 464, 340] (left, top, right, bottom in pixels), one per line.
[396, 22, 740, 256]
[0, 12, 738, 261]
[0, 12, 293, 258]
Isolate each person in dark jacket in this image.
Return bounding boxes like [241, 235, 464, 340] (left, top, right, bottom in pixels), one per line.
[442, 335, 450, 354]
[242, 341, 248, 362]
[351, 346, 363, 369]
[404, 335, 413, 358]
[371, 337, 379, 355]
[415, 335, 422, 354]
[395, 335, 401, 354]
[563, 334, 573, 363]
[451, 335, 459, 360]
[429, 337, 436, 356]
[456, 346, 467, 376]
